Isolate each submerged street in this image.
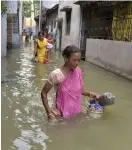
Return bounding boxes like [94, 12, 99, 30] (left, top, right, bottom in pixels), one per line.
[1, 41, 132, 150]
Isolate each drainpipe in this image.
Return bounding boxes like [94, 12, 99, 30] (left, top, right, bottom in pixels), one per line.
[39, 0, 41, 31]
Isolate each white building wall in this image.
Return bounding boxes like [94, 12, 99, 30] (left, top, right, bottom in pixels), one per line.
[58, 0, 81, 50]
[7, 0, 21, 48]
[47, 9, 58, 33]
[19, 0, 23, 36]
[86, 39, 132, 80]
[1, 14, 7, 57]
[7, 1, 18, 13]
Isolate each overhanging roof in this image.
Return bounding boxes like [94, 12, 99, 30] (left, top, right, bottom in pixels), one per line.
[74, 1, 119, 6]
[60, 6, 72, 12]
[46, 4, 58, 15]
[74, 1, 91, 5]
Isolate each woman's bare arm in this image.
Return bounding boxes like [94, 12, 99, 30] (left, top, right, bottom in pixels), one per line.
[41, 81, 53, 115]
[33, 41, 37, 57]
[82, 88, 99, 98]
[82, 89, 91, 97]
[81, 72, 96, 97]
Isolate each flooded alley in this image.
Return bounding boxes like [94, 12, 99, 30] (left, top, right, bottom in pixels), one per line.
[1, 42, 132, 150]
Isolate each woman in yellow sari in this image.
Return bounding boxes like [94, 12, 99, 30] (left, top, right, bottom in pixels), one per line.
[33, 31, 48, 63]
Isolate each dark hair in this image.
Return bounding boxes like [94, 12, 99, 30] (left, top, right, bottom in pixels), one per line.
[38, 31, 44, 37]
[62, 45, 81, 58]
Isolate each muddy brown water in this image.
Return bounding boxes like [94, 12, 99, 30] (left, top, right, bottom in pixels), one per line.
[1, 42, 132, 150]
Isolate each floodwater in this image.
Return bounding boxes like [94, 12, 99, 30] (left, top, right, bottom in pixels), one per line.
[1, 41, 132, 150]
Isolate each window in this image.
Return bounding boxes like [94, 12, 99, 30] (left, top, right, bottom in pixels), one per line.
[88, 5, 113, 40]
[81, 2, 132, 42]
[65, 11, 71, 35]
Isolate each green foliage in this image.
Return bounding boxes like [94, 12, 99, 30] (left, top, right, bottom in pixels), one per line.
[23, 0, 40, 17]
[7, 14, 12, 22]
[1, 1, 8, 15]
[33, 0, 40, 17]
[23, 1, 32, 17]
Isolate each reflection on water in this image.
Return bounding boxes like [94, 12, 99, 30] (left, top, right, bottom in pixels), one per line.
[1, 41, 132, 150]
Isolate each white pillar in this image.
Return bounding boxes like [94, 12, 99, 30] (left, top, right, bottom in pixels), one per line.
[39, 0, 41, 31]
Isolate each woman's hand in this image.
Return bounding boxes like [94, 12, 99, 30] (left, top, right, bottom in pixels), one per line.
[89, 92, 100, 98]
[48, 113, 56, 121]
[51, 108, 61, 117]
[82, 89, 99, 98]
[31, 57, 35, 61]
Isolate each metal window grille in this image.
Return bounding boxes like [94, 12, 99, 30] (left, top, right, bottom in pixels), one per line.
[80, 2, 132, 55]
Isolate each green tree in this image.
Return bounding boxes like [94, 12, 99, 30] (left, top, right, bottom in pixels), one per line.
[33, 0, 40, 17]
[1, 1, 8, 15]
[23, 0, 40, 17]
[23, 0, 32, 17]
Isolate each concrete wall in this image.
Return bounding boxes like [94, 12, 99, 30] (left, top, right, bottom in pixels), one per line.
[12, 14, 20, 48]
[35, 21, 39, 35]
[86, 39, 132, 80]
[47, 9, 58, 33]
[58, 1, 81, 50]
[7, 0, 21, 48]
[24, 17, 31, 27]
[1, 14, 7, 57]
[1, 1, 22, 57]
[7, 14, 13, 49]
[19, 0, 23, 36]
[7, 1, 18, 13]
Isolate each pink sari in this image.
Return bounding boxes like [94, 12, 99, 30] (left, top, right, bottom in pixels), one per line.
[56, 67, 83, 119]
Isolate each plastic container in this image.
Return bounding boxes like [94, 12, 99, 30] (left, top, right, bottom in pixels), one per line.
[90, 92, 115, 106]
[87, 92, 115, 119]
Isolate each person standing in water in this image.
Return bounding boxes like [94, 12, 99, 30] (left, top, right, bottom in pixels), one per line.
[29, 30, 33, 40]
[33, 31, 48, 63]
[41, 45, 99, 120]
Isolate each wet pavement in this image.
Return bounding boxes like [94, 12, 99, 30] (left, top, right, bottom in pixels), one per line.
[1, 41, 132, 150]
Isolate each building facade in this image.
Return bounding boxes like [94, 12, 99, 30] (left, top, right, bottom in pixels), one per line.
[46, 4, 58, 33]
[1, 0, 23, 57]
[1, 13, 7, 57]
[23, 0, 36, 35]
[7, 0, 23, 48]
[58, 0, 81, 50]
[58, 0, 132, 79]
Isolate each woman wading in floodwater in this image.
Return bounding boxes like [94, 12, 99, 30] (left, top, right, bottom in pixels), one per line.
[33, 31, 49, 63]
[41, 45, 99, 121]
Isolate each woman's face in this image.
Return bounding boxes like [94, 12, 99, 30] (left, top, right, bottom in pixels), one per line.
[66, 52, 81, 69]
[39, 33, 44, 40]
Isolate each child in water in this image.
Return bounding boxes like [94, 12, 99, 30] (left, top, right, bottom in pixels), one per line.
[46, 34, 54, 63]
